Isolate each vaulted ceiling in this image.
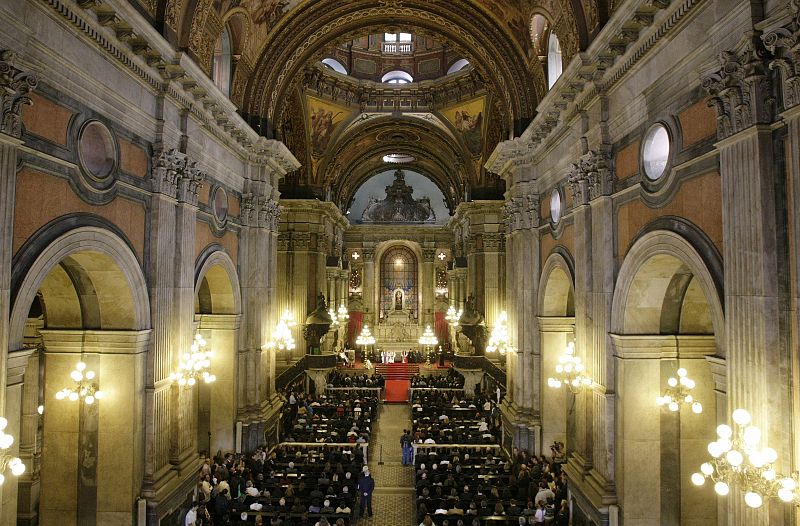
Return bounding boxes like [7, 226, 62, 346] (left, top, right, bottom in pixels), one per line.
[132, 0, 611, 208]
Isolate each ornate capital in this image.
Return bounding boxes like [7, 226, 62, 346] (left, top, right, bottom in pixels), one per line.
[702, 33, 776, 140]
[151, 149, 206, 204]
[242, 193, 281, 230]
[0, 50, 38, 139]
[762, 1, 800, 110]
[422, 248, 437, 262]
[503, 193, 539, 233]
[482, 233, 505, 252]
[569, 150, 613, 204]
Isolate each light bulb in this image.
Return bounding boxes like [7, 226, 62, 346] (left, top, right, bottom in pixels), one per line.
[762, 469, 776, 481]
[716, 424, 732, 439]
[0, 417, 7, 431]
[0, 433, 13, 449]
[677, 368, 687, 377]
[70, 370, 83, 382]
[668, 377, 678, 387]
[668, 401, 679, 412]
[762, 447, 778, 464]
[85, 395, 95, 405]
[744, 492, 763, 508]
[685, 379, 696, 389]
[743, 425, 761, 446]
[700, 462, 713, 476]
[708, 441, 722, 458]
[68, 392, 78, 401]
[692, 402, 702, 413]
[656, 396, 664, 405]
[94, 390, 104, 399]
[555, 365, 563, 373]
[684, 394, 693, 403]
[717, 438, 732, 452]
[726, 449, 743, 467]
[691, 473, 705, 486]
[55, 391, 65, 400]
[781, 478, 797, 491]
[85, 371, 95, 380]
[76, 362, 86, 371]
[10, 458, 25, 476]
[778, 488, 794, 502]
[37, 405, 44, 415]
[732, 408, 751, 426]
[749, 451, 765, 468]
[714, 481, 729, 496]
[178, 378, 186, 386]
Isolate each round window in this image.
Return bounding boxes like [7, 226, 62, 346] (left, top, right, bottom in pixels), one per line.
[213, 187, 228, 222]
[78, 121, 116, 179]
[642, 124, 670, 181]
[550, 188, 562, 224]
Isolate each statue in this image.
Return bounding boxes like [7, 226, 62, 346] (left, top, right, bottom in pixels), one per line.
[459, 294, 487, 355]
[394, 289, 403, 310]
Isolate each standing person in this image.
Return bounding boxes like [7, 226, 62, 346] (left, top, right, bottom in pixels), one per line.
[357, 468, 375, 517]
[555, 500, 569, 526]
[400, 430, 410, 465]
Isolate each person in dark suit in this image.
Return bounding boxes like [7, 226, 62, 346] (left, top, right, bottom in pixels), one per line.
[357, 469, 375, 517]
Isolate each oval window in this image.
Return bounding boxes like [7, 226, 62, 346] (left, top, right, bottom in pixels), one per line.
[78, 121, 116, 179]
[550, 188, 562, 225]
[213, 186, 229, 222]
[642, 124, 670, 181]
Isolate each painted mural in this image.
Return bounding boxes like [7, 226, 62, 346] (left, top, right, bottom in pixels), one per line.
[214, 0, 305, 55]
[305, 95, 353, 157]
[441, 96, 486, 157]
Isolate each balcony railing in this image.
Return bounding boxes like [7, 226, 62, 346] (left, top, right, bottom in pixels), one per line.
[382, 42, 414, 55]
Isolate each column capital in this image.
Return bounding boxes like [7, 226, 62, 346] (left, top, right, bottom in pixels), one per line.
[762, 1, 800, 110]
[702, 32, 776, 140]
[502, 193, 539, 233]
[0, 50, 39, 139]
[151, 149, 206, 205]
[568, 149, 613, 205]
[241, 194, 281, 230]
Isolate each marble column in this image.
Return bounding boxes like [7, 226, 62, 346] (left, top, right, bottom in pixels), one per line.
[362, 248, 376, 326]
[0, 51, 37, 415]
[703, 34, 785, 525]
[422, 247, 436, 327]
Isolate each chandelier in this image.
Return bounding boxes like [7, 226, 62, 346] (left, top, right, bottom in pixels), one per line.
[418, 325, 438, 347]
[656, 367, 702, 413]
[267, 310, 297, 351]
[445, 305, 462, 328]
[170, 333, 216, 387]
[547, 341, 592, 392]
[0, 417, 25, 485]
[485, 311, 513, 354]
[691, 408, 800, 508]
[355, 325, 376, 349]
[55, 361, 104, 404]
[328, 307, 339, 328]
[337, 303, 349, 322]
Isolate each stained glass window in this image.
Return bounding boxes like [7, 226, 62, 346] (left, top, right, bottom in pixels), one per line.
[381, 246, 417, 318]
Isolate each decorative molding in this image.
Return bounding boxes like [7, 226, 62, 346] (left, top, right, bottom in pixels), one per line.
[241, 193, 281, 231]
[762, 0, 800, 110]
[568, 150, 614, 205]
[502, 193, 539, 233]
[702, 33, 776, 140]
[151, 149, 206, 205]
[0, 50, 39, 139]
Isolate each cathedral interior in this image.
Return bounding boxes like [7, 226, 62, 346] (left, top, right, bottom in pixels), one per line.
[0, 0, 799, 524]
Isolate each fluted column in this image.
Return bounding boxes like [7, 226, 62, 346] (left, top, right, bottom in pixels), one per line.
[704, 33, 785, 525]
[422, 247, 436, 326]
[362, 248, 376, 326]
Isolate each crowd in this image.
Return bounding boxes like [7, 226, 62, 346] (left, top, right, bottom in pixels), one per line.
[280, 391, 377, 445]
[410, 369, 465, 389]
[325, 371, 385, 388]
[411, 391, 500, 445]
[414, 446, 570, 526]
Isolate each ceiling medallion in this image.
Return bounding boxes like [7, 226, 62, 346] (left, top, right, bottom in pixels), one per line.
[383, 153, 416, 163]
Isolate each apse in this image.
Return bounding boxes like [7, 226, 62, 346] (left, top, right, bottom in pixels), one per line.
[348, 169, 450, 225]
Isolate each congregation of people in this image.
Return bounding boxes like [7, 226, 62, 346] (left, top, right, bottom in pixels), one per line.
[411, 369, 466, 389]
[411, 391, 501, 445]
[279, 390, 377, 445]
[325, 371, 385, 389]
[414, 446, 570, 526]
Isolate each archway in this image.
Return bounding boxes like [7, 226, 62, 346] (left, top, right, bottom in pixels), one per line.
[194, 250, 242, 456]
[538, 251, 575, 455]
[611, 230, 723, 526]
[8, 226, 150, 526]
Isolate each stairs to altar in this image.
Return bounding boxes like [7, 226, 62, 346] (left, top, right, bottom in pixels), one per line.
[374, 363, 419, 380]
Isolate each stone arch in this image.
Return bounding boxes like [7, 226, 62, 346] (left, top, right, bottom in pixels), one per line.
[611, 229, 725, 351]
[9, 226, 150, 350]
[539, 250, 575, 317]
[194, 247, 242, 315]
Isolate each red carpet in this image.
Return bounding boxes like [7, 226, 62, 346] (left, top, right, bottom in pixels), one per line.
[384, 380, 410, 402]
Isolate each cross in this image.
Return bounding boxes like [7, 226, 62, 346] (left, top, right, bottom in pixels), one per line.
[438, 252, 446, 261]
[352, 252, 360, 260]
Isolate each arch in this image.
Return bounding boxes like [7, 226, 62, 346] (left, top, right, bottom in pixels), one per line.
[446, 59, 470, 74]
[381, 70, 413, 84]
[321, 57, 348, 75]
[373, 240, 423, 319]
[611, 230, 725, 353]
[539, 250, 576, 317]
[212, 25, 233, 96]
[9, 227, 150, 350]
[194, 248, 242, 315]
[547, 33, 563, 89]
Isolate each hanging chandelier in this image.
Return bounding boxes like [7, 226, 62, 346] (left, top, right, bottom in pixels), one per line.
[656, 367, 702, 413]
[170, 333, 216, 387]
[337, 303, 349, 322]
[547, 341, 592, 392]
[690, 408, 800, 508]
[355, 325, 376, 349]
[267, 310, 297, 351]
[485, 311, 513, 354]
[445, 305, 462, 328]
[418, 325, 438, 347]
[328, 307, 339, 328]
[0, 417, 25, 485]
[55, 361, 104, 404]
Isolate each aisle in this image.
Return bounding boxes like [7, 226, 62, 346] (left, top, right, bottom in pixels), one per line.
[359, 404, 415, 525]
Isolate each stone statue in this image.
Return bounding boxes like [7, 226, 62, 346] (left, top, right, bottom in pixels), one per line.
[394, 289, 403, 310]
